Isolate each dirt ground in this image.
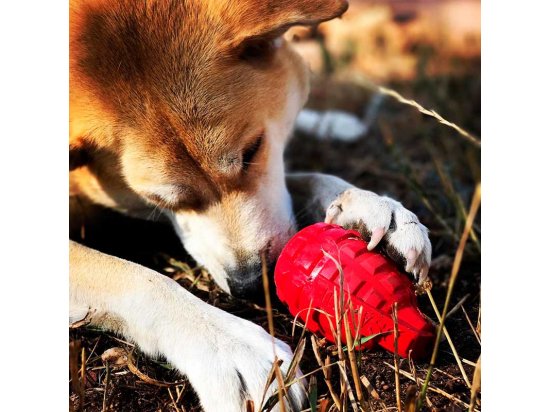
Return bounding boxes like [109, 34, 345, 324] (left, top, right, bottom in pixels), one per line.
[69, 2, 481, 410]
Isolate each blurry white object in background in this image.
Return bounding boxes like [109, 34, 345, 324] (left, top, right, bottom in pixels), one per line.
[295, 109, 367, 142]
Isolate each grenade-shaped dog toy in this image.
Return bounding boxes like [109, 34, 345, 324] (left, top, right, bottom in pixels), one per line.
[275, 223, 435, 359]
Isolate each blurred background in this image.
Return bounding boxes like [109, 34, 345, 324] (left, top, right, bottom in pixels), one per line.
[288, 0, 480, 81]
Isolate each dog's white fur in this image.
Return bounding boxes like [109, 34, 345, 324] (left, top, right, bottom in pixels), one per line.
[167, 77, 303, 293]
[326, 188, 431, 282]
[70, 241, 304, 411]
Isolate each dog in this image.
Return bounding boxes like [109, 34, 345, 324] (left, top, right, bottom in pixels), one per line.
[69, 0, 432, 410]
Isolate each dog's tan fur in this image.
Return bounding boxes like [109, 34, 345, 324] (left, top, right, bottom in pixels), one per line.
[70, 1, 349, 284]
[70, 0, 345, 210]
[69, 1, 432, 411]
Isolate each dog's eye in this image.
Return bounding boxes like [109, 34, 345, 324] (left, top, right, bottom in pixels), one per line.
[239, 38, 277, 62]
[242, 135, 263, 171]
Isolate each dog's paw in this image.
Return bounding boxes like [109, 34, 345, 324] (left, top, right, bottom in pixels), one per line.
[168, 311, 306, 412]
[325, 188, 432, 283]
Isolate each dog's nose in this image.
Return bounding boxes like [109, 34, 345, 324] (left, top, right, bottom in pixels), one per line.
[226, 259, 275, 300]
[227, 274, 263, 300]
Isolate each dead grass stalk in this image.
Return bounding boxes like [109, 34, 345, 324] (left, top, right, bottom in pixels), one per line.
[391, 304, 402, 412]
[417, 184, 481, 408]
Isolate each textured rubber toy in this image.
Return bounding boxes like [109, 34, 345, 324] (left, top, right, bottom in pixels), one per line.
[274, 223, 435, 359]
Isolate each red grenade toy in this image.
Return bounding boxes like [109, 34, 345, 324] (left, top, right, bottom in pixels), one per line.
[274, 223, 435, 359]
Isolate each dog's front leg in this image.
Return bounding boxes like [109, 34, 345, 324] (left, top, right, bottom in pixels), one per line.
[70, 241, 305, 412]
[287, 172, 432, 282]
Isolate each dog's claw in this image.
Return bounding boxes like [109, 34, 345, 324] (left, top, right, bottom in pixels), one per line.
[324, 203, 341, 224]
[405, 248, 419, 272]
[418, 265, 430, 284]
[367, 227, 386, 251]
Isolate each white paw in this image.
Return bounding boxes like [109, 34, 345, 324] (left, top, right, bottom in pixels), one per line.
[325, 188, 432, 283]
[295, 109, 367, 141]
[166, 309, 306, 412]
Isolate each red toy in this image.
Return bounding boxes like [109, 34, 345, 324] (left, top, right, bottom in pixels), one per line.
[274, 223, 435, 359]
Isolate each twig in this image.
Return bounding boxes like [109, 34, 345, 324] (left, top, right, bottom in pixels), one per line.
[338, 361, 359, 412]
[343, 314, 368, 411]
[360, 375, 381, 401]
[469, 357, 481, 412]
[284, 360, 341, 389]
[311, 336, 341, 410]
[417, 184, 481, 408]
[407, 352, 433, 408]
[102, 361, 110, 412]
[407, 351, 418, 388]
[333, 290, 348, 410]
[261, 252, 286, 412]
[109, 335, 135, 348]
[349, 73, 481, 147]
[322, 248, 348, 409]
[361, 375, 389, 412]
[260, 359, 284, 409]
[376, 86, 481, 148]
[167, 387, 182, 412]
[461, 358, 477, 367]
[286, 338, 306, 387]
[261, 252, 276, 349]
[476, 306, 481, 338]
[433, 368, 462, 381]
[80, 346, 86, 392]
[403, 385, 417, 412]
[263, 360, 345, 412]
[85, 337, 102, 364]
[69, 340, 84, 410]
[291, 300, 315, 339]
[445, 294, 470, 319]
[425, 289, 471, 388]
[391, 303, 402, 412]
[126, 351, 184, 387]
[175, 385, 185, 404]
[273, 362, 288, 412]
[461, 305, 481, 345]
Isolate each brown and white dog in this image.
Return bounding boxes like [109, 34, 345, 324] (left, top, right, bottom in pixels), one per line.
[69, 1, 431, 410]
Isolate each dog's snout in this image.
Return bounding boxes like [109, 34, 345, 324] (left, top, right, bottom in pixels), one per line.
[227, 273, 263, 300]
[226, 258, 276, 300]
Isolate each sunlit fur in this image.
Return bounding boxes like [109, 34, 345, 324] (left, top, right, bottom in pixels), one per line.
[69, 0, 341, 285]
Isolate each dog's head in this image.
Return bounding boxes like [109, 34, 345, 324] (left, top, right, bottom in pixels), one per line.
[70, 0, 348, 298]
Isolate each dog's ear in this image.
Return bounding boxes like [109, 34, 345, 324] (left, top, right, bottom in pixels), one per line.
[236, 0, 348, 37]
[226, 0, 348, 59]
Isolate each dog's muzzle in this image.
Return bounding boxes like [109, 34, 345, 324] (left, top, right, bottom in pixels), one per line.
[226, 259, 276, 300]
